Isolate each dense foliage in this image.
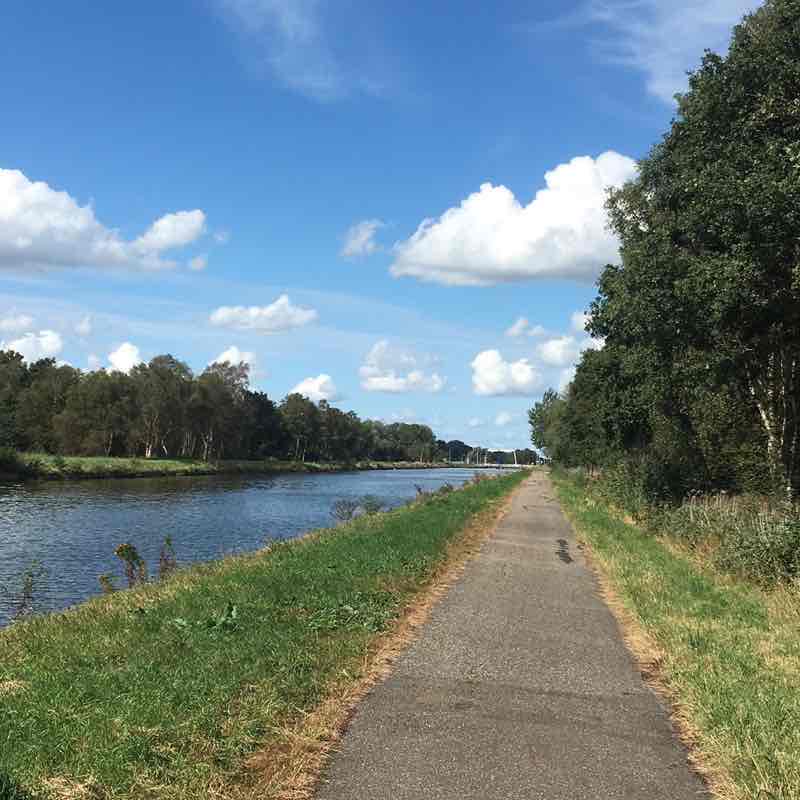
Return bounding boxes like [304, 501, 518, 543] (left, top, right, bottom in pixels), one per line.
[0, 350, 536, 465]
[531, 0, 800, 500]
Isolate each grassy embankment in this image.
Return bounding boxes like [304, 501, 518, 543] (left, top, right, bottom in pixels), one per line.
[2, 452, 461, 482]
[553, 471, 800, 800]
[0, 470, 527, 800]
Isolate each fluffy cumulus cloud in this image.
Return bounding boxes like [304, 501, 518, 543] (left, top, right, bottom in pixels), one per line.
[391, 151, 637, 285]
[581, 0, 759, 104]
[75, 315, 92, 337]
[0, 312, 34, 334]
[505, 316, 546, 338]
[1, 330, 63, 362]
[536, 335, 584, 367]
[134, 210, 206, 253]
[291, 374, 340, 403]
[341, 219, 384, 258]
[211, 345, 256, 368]
[0, 169, 206, 271]
[495, 411, 514, 427]
[471, 350, 539, 396]
[210, 294, 318, 333]
[108, 342, 142, 373]
[87, 354, 102, 371]
[359, 339, 445, 393]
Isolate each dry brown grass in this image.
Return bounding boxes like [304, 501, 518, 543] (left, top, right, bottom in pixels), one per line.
[229, 486, 522, 800]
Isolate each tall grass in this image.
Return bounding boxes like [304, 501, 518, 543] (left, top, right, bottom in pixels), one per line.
[0, 470, 526, 799]
[583, 464, 800, 584]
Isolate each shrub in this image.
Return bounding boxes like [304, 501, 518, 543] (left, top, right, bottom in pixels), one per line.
[717, 508, 800, 582]
[360, 495, 384, 515]
[331, 499, 360, 522]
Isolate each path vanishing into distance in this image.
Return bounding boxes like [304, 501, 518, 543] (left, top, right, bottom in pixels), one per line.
[315, 472, 708, 799]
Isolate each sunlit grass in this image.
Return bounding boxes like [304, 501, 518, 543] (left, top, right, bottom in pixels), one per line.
[554, 472, 800, 800]
[0, 471, 526, 799]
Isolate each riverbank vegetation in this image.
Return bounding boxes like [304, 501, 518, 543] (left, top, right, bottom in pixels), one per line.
[4, 452, 472, 481]
[0, 470, 526, 799]
[529, 0, 800, 582]
[0, 352, 537, 478]
[555, 471, 800, 799]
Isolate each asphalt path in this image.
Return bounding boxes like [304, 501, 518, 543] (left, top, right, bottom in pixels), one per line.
[315, 472, 708, 799]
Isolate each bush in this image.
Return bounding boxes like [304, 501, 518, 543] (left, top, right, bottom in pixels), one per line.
[717, 508, 800, 582]
[331, 499, 361, 522]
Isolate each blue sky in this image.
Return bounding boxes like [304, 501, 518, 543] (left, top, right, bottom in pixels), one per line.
[0, 0, 758, 448]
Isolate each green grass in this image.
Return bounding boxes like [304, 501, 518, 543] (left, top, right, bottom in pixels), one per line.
[0, 470, 526, 799]
[12, 453, 460, 481]
[553, 471, 800, 800]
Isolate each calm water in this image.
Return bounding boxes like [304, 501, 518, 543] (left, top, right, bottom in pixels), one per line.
[0, 468, 498, 626]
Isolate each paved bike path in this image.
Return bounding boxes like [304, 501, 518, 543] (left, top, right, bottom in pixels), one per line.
[315, 472, 707, 799]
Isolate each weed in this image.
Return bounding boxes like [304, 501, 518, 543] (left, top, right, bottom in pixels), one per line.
[158, 536, 178, 580]
[114, 543, 147, 587]
[331, 499, 360, 522]
[360, 495, 384, 515]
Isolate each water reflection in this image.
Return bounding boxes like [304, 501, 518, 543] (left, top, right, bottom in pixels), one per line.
[0, 468, 498, 626]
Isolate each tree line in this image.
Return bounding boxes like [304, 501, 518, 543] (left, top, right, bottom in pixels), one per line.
[0, 350, 536, 465]
[530, 0, 800, 499]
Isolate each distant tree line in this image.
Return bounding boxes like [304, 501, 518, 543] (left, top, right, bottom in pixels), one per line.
[530, 0, 800, 498]
[0, 350, 534, 465]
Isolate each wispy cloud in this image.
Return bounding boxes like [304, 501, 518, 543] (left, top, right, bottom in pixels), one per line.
[214, 0, 388, 101]
[574, 0, 760, 103]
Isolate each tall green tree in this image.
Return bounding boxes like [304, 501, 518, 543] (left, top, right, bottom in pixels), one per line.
[593, 0, 800, 494]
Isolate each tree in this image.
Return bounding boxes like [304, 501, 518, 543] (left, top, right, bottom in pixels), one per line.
[279, 394, 320, 461]
[15, 359, 79, 452]
[0, 351, 29, 448]
[594, 0, 800, 494]
[54, 370, 138, 455]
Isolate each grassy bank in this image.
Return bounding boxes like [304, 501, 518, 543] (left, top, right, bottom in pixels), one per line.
[0, 470, 526, 799]
[554, 471, 800, 800]
[3, 452, 465, 482]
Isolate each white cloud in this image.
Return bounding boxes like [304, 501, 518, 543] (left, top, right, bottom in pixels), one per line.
[495, 411, 515, 427]
[134, 210, 206, 253]
[536, 335, 583, 367]
[505, 317, 548, 338]
[570, 310, 589, 333]
[189, 254, 208, 271]
[75, 315, 92, 337]
[290, 373, 340, 403]
[471, 350, 539, 396]
[211, 345, 256, 368]
[391, 151, 637, 286]
[1, 330, 63, 362]
[359, 339, 446, 393]
[467, 417, 485, 428]
[108, 342, 142, 373]
[87, 353, 102, 371]
[0, 312, 34, 334]
[210, 294, 318, 333]
[341, 219, 385, 258]
[0, 168, 207, 271]
[582, 0, 759, 103]
[215, 0, 385, 101]
[505, 317, 530, 338]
